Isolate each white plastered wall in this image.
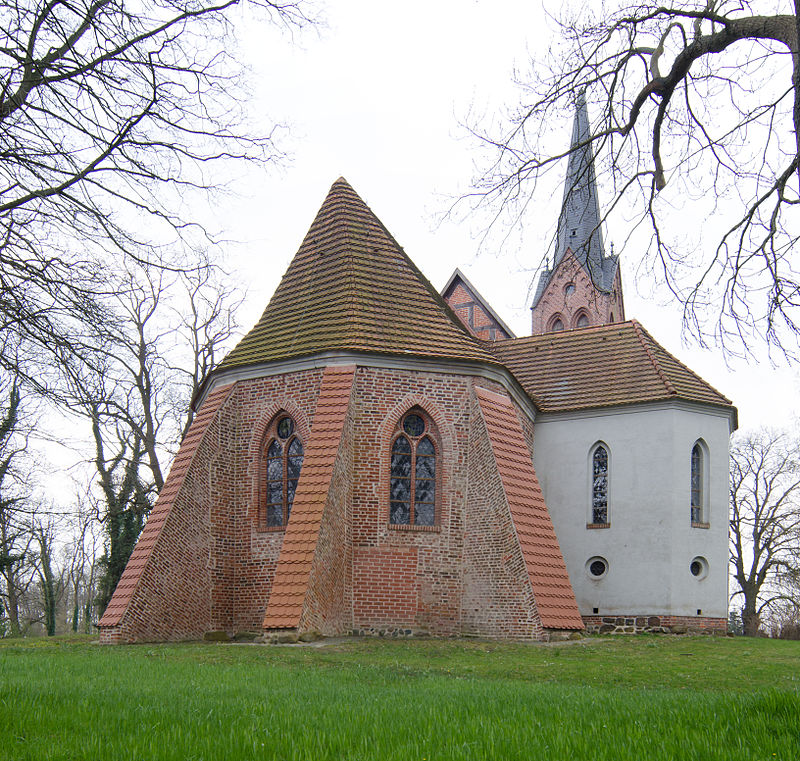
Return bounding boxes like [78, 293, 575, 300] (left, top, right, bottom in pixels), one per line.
[532, 402, 732, 619]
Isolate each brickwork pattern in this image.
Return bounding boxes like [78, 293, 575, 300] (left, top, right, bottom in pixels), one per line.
[262, 365, 356, 629]
[297, 371, 357, 634]
[530, 251, 624, 335]
[349, 367, 466, 636]
[221, 368, 323, 634]
[98, 384, 234, 642]
[462, 387, 547, 640]
[444, 282, 512, 341]
[474, 387, 583, 630]
[100, 363, 586, 643]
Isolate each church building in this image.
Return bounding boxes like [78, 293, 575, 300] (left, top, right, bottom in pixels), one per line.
[98, 102, 735, 644]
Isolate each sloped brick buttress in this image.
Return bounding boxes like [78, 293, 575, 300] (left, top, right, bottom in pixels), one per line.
[262, 365, 356, 633]
[473, 387, 583, 633]
[98, 384, 234, 643]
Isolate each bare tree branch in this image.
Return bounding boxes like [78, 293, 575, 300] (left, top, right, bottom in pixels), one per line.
[470, 0, 800, 354]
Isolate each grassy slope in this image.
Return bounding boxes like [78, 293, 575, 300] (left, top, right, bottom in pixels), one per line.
[0, 635, 798, 760]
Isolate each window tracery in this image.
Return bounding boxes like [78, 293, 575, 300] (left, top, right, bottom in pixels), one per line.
[390, 411, 437, 527]
[591, 443, 609, 525]
[261, 415, 304, 530]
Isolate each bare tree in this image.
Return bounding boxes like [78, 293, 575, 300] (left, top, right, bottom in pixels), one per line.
[730, 429, 800, 635]
[0, 378, 36, 636]
[173, 260, 244, 439]
[0, 0, 311, 386]
[33, 519, 64, 636]
[473, 1, 800, 351]
[62, 485, 102, 632]
[59, 259, 241, 613]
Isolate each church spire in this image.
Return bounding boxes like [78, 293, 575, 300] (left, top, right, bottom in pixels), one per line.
[553, 90, 606, 286]
[529, 92, 625, 334]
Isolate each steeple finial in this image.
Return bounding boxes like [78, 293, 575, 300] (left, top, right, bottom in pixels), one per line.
[553, 90, 606, 286]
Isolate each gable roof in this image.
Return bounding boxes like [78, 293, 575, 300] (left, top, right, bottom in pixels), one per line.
[218, 178, 495, 372]
[491, 320, 735, 418]
[441, 268, 516, 339]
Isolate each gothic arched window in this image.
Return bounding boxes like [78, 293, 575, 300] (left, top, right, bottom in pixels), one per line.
[690, 442, 704, 524]
[262, 415, 304, 529]
[549, 314, 565, 332]
[390, 411, 437, 527]
[575, 312, 590, 328]
[591, 443, 609, 525]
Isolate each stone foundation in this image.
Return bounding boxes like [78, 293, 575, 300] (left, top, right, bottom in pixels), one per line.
[582, 614, 726, 634]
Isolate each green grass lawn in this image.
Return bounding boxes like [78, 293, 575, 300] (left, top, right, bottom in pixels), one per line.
[1, 634, 798, 760]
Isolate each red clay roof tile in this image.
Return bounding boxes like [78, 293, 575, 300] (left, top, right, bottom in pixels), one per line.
[218, 179, 495, 372]
[98, 384, 234, 628]
[262, 365, 355, 630]
[475, 386, 583, 630]
[491, 320, 733, 415]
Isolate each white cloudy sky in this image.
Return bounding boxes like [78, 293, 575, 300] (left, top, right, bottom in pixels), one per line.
[213, 0, 799, 432]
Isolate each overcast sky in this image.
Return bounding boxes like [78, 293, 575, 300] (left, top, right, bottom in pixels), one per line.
[214, 0, 799, 433]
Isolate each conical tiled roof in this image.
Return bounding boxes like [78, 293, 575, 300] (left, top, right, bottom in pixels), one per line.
[219, 178, 495, 371]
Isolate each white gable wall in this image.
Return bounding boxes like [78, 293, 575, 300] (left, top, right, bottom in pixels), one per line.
[532, 401, 731, 620]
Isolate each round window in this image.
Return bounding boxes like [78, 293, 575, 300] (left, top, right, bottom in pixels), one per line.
[276, 417, 295, 440]
[586, 556, 608, 579]
[403, 413, 425, 437]
[690, 556, 708, 579]
[565, 283, 576, 296]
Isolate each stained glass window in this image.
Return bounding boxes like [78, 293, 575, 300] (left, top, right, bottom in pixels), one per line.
[261, 416, 303, 529]
[390, 413, 436, 527]
[690, 443, 703, 523]
[592, 444, 609, 524]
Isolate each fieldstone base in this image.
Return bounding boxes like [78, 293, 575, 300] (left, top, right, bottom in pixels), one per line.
[582, 614, 726, 635]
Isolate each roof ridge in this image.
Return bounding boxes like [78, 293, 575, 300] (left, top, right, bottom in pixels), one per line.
[336, 180, 483, 347]
[631, 319, 676, 396]
[216, 178, 496, 372]
[632, 320, 733, 406]
[496, 319, 633, 348]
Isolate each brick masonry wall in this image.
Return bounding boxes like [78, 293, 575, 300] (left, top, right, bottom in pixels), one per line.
[225, 369, 324, 634]
[348, 366, 469, 636]
[531, 251, 624, 334]
[98, 386, 233, 643]
[582, 614, 727, 634]
[299, 382, 356, 635]
[462, 385, 546, 640]
[100, 363, 570, 642]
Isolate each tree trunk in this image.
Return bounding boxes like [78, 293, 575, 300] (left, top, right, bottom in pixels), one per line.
[741, 587, 761, 637]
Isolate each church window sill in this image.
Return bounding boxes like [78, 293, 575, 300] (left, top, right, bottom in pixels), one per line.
[257, 525, 286, 533]
[388, 523, 441, 534]
[586, 522, 610, 530]
[691, 521, 710, 529]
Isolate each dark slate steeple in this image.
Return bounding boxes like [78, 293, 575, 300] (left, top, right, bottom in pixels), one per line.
[554, 90, 606, 285]
[531, 93, 622, 316]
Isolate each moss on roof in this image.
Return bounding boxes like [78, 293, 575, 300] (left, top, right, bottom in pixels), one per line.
[219, 178, 495, 371]
[491, 320, 734, 415]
